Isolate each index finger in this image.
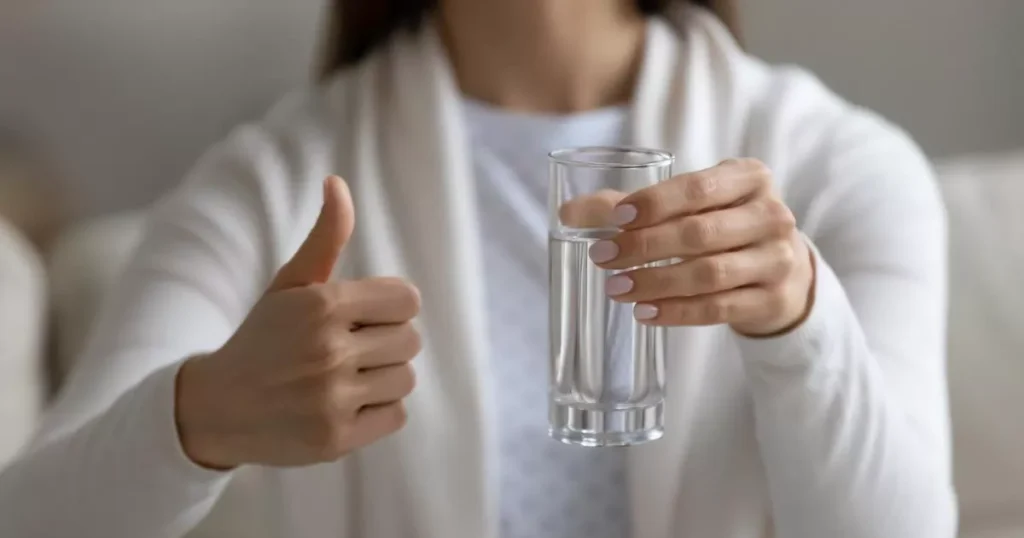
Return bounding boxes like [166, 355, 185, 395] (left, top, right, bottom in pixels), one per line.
[616, 159, 771, 229]
[326, 277, 422, 325]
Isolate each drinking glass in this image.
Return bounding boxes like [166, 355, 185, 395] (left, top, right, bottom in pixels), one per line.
[548, 146, 674, 447]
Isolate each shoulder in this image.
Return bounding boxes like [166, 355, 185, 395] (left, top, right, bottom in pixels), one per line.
[674, 3, 945, 238]
[743, 68, 944, 253]
[189, 83, 340, 189]
[146, 74, 363, 268]
[728, 57, 938, 228]
[167, 68, 365, 211]
[749, 62, 926, 169]
[182, 57, 377, 197]
[668, 7, 932, 197]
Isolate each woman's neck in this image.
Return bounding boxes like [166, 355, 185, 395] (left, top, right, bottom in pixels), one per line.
[439, 0, 647, 114]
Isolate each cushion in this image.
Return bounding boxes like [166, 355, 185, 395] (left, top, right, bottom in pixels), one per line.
[48, 211, 147, 384]
[48, 211, 269, 538]
[936, 151, 1024, 535]
[0, 216, 46, 467]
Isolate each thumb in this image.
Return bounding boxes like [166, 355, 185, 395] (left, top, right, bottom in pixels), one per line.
[559, 189, 627, 228]
[269, 175, 355, 291]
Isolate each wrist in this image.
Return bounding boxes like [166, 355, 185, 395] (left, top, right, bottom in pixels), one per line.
[175, 353, 237, 471]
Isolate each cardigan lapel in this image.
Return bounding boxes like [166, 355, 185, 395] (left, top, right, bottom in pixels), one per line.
[336, 23, 497, 538]
[627, 10, 754, 538]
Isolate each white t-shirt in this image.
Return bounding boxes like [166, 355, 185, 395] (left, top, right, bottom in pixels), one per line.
[464, 98, 631, 538]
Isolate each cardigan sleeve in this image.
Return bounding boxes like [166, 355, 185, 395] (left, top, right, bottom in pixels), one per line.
[736, 106, 956, 537]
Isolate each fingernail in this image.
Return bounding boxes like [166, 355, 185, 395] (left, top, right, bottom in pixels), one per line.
[605, 274, 634, 296]
[589, 240, 619, 263]
[612, 204, 638, 226]
[634, 304, 659, 320]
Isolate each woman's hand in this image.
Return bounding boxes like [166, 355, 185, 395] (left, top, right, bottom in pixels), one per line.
[589, 159, 815, 336]
[176, 176, 421, 469]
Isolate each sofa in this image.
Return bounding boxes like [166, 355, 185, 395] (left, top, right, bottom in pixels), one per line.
[0, 151, 1021, 537]
[0, 217, 45, 467]
[939, 151, 1024, 537]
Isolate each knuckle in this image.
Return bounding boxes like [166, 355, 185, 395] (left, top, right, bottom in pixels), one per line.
[310, 334, 356, 371]
[308, 336, 337, 366]
[309, 379, 344, 416]
[681, 217, 716, 250]
[633, 230, 657, 259]
[334, 347, 361, 376]
[731, 158, 772, 184]
[767, 285, 791, 314]
[307, 408, 354, 459]
[694, 257, 727, 291]
[703, 298, 730, 323]
[634, 192, 662, 221]
[401, 324, 424, 358]
[392, 364, 417, 398]
[644, 267, 674, 295]
[304, 285, 338, 320]
[685, 173, 718, 203]
[763, 198, 796, 233]
[745, 158, 772, 178]
[388, 279, 422, 318]
[386, 402, 409, 431]
[774, 241, 797, 272]
[305, 425, 336, 459]
[323, 422, 356, 459]
[720, 158, 742, 167]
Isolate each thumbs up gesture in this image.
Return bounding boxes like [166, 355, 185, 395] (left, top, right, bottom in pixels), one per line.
[176, 176, 422, 468]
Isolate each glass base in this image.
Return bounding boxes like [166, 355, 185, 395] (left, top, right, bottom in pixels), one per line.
[548, 401, 664, 447]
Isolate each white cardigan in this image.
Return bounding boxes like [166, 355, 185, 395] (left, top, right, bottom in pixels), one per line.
[0, 9, 956, 538]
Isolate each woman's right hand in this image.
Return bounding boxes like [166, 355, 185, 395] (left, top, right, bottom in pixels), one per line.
[175, 176, 421, 469]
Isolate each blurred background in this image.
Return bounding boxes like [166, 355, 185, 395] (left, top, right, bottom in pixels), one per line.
[2, 0, 1022, 219]
[1, 1, 1022, 537]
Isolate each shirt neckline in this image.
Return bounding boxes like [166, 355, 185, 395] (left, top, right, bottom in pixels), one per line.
[461, 96, 629, 133]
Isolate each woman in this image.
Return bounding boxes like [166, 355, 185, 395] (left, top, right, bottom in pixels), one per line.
[0, 0, 956, 537]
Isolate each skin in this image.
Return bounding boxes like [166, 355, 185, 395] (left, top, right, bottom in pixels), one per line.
[583, 159, 814, 335]
[440, 0, 647, 113]
[178, 0, 815, 468]
[178, 178, 422, 468]
[440, 0, 815, 332]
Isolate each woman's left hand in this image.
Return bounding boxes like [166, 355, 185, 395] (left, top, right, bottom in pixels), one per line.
[589, 158, 815, 336]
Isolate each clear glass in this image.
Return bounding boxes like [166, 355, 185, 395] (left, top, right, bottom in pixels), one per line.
[548, 146, 674, 447]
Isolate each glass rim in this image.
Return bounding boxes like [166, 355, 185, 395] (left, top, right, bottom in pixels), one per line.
[548, 146, 674, 170]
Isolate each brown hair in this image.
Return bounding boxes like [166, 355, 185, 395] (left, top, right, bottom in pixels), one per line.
[317, 0, 740, 80]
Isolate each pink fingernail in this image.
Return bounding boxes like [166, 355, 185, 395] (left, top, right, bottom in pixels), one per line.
[589, 240, 619, 263]
[612, 204, 638, 226]
[605, 275, 634, 296]
[634, 304, 659, 320]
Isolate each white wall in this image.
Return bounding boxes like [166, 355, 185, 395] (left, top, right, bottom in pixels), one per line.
[739, 0, 1024, 158]
[1, 1, 1020, 216]
[0, 1, 324, 217]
